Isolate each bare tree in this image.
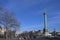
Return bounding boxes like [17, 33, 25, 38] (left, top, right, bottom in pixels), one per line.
[0, 7, 20, 39]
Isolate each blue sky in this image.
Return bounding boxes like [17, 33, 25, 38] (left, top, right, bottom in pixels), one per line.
[0, 0, 60, 33]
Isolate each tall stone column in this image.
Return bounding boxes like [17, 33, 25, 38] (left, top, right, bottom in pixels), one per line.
[42, 10, 51, 36]
[43, 10, 48, 34]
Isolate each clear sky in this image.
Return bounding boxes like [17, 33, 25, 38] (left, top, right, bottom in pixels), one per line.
[0, 0, 60, 33]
